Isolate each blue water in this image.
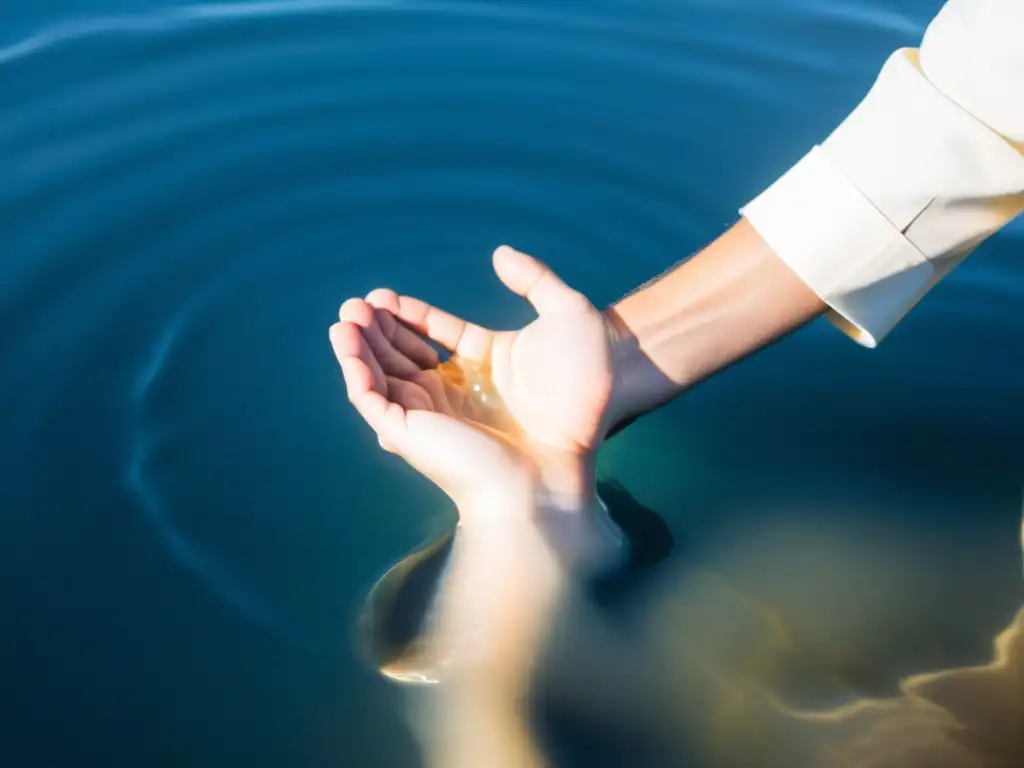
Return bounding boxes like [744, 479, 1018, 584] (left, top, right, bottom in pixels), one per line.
[2, 0, 1022, 765]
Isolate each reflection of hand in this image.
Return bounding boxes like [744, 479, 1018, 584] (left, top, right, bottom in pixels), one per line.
[361, 247, 621, 479]
[330, 297, 532, 512]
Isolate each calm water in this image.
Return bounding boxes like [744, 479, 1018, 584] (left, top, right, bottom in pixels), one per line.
[2, 0, 1022, 765]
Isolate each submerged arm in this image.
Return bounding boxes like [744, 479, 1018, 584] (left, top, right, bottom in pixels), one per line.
[413, 491, 616, 768]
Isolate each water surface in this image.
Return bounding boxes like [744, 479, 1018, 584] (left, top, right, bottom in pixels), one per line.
[2, 0, 1022, 765]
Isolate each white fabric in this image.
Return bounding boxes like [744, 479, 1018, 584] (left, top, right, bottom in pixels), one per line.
[741, 0, 1024, 347]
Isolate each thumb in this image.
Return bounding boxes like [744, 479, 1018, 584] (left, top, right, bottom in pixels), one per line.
[492, 245, 587, 315]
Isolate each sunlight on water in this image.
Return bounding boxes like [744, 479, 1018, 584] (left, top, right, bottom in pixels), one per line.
[0, 0, 409, 63]
[0, 0, 627, 65]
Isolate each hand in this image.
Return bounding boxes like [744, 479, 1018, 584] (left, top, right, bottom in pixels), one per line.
[363, 246, 620, 460]
[329, 297, 532, 512]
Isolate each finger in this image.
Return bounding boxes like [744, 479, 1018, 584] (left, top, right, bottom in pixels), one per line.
[492, 245, 587, 315]
[394, 322, 440, 368]
[336, 300, 388, 389]
[338, 296, 375, 326]
[411, 371, 458, 417]
[329, 321, 385, 396]
[365, 307, 424, 379]
[335, 347, 387, 423]
[393, 295, 493, 362]
[339, 359, 409, 447]
[339, 296, 422, 379]
[366, 288, 440, 369]
[330, 321, 411, 450]
[386, 376, 434, 413]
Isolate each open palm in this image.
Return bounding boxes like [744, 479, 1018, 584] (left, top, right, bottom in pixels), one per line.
[329, 295, 526, 507]
[331, 246, 619, 504]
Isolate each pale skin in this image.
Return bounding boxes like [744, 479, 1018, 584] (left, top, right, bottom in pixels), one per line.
[329, 216, 826, 766]
[330, 217, 825, 491]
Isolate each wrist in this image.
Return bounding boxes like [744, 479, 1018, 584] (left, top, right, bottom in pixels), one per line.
[601, 219, 827, 435]
[453, 440, 595, 519]
[533, 487, 624, 574]
[452, 476, 534, 529]
[455, 483, 621, 576]
[601, 303, 682, 434]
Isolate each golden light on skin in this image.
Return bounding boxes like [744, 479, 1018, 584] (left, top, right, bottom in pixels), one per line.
[360, 353, 580, 688]
[434, 355, 524, 446]
[360, 353, 641, 690]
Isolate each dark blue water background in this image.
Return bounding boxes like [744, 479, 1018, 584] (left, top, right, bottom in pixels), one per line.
[2, 0, 1022, 765]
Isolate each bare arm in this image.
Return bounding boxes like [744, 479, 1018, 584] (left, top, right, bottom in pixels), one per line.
[605, 217, 826, 429]
[606, 0, 1024, 431]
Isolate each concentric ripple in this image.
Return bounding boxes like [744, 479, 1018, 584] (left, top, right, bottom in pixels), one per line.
[5, 0, 846, 648]
[4, 2, 1024, 766]
[2, 0, 1022, 679]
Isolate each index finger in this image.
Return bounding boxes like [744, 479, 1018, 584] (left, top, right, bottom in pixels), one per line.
[395, 295, 493, 362]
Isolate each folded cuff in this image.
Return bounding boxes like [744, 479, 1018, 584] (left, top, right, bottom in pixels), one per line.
[740, 146, 935, 348]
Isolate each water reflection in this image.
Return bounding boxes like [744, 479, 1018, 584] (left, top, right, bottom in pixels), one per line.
[512, 498, 1022, 767]
[363, 436, 1022, 766]
[4, 0, 1022, 764]
[562, 524, 1024, 768]
[355, 353, 1024, 767]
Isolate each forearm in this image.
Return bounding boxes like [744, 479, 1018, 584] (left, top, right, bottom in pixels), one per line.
[606, 0, 1024, 431]
[420, 491, 613, 768]
[605, 216, 826, 426]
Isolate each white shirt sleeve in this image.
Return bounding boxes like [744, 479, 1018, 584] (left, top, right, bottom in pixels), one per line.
[739, 0, 1024, 347]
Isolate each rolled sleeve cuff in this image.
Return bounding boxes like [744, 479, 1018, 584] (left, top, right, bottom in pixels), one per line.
[740, 146, 934, 348]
